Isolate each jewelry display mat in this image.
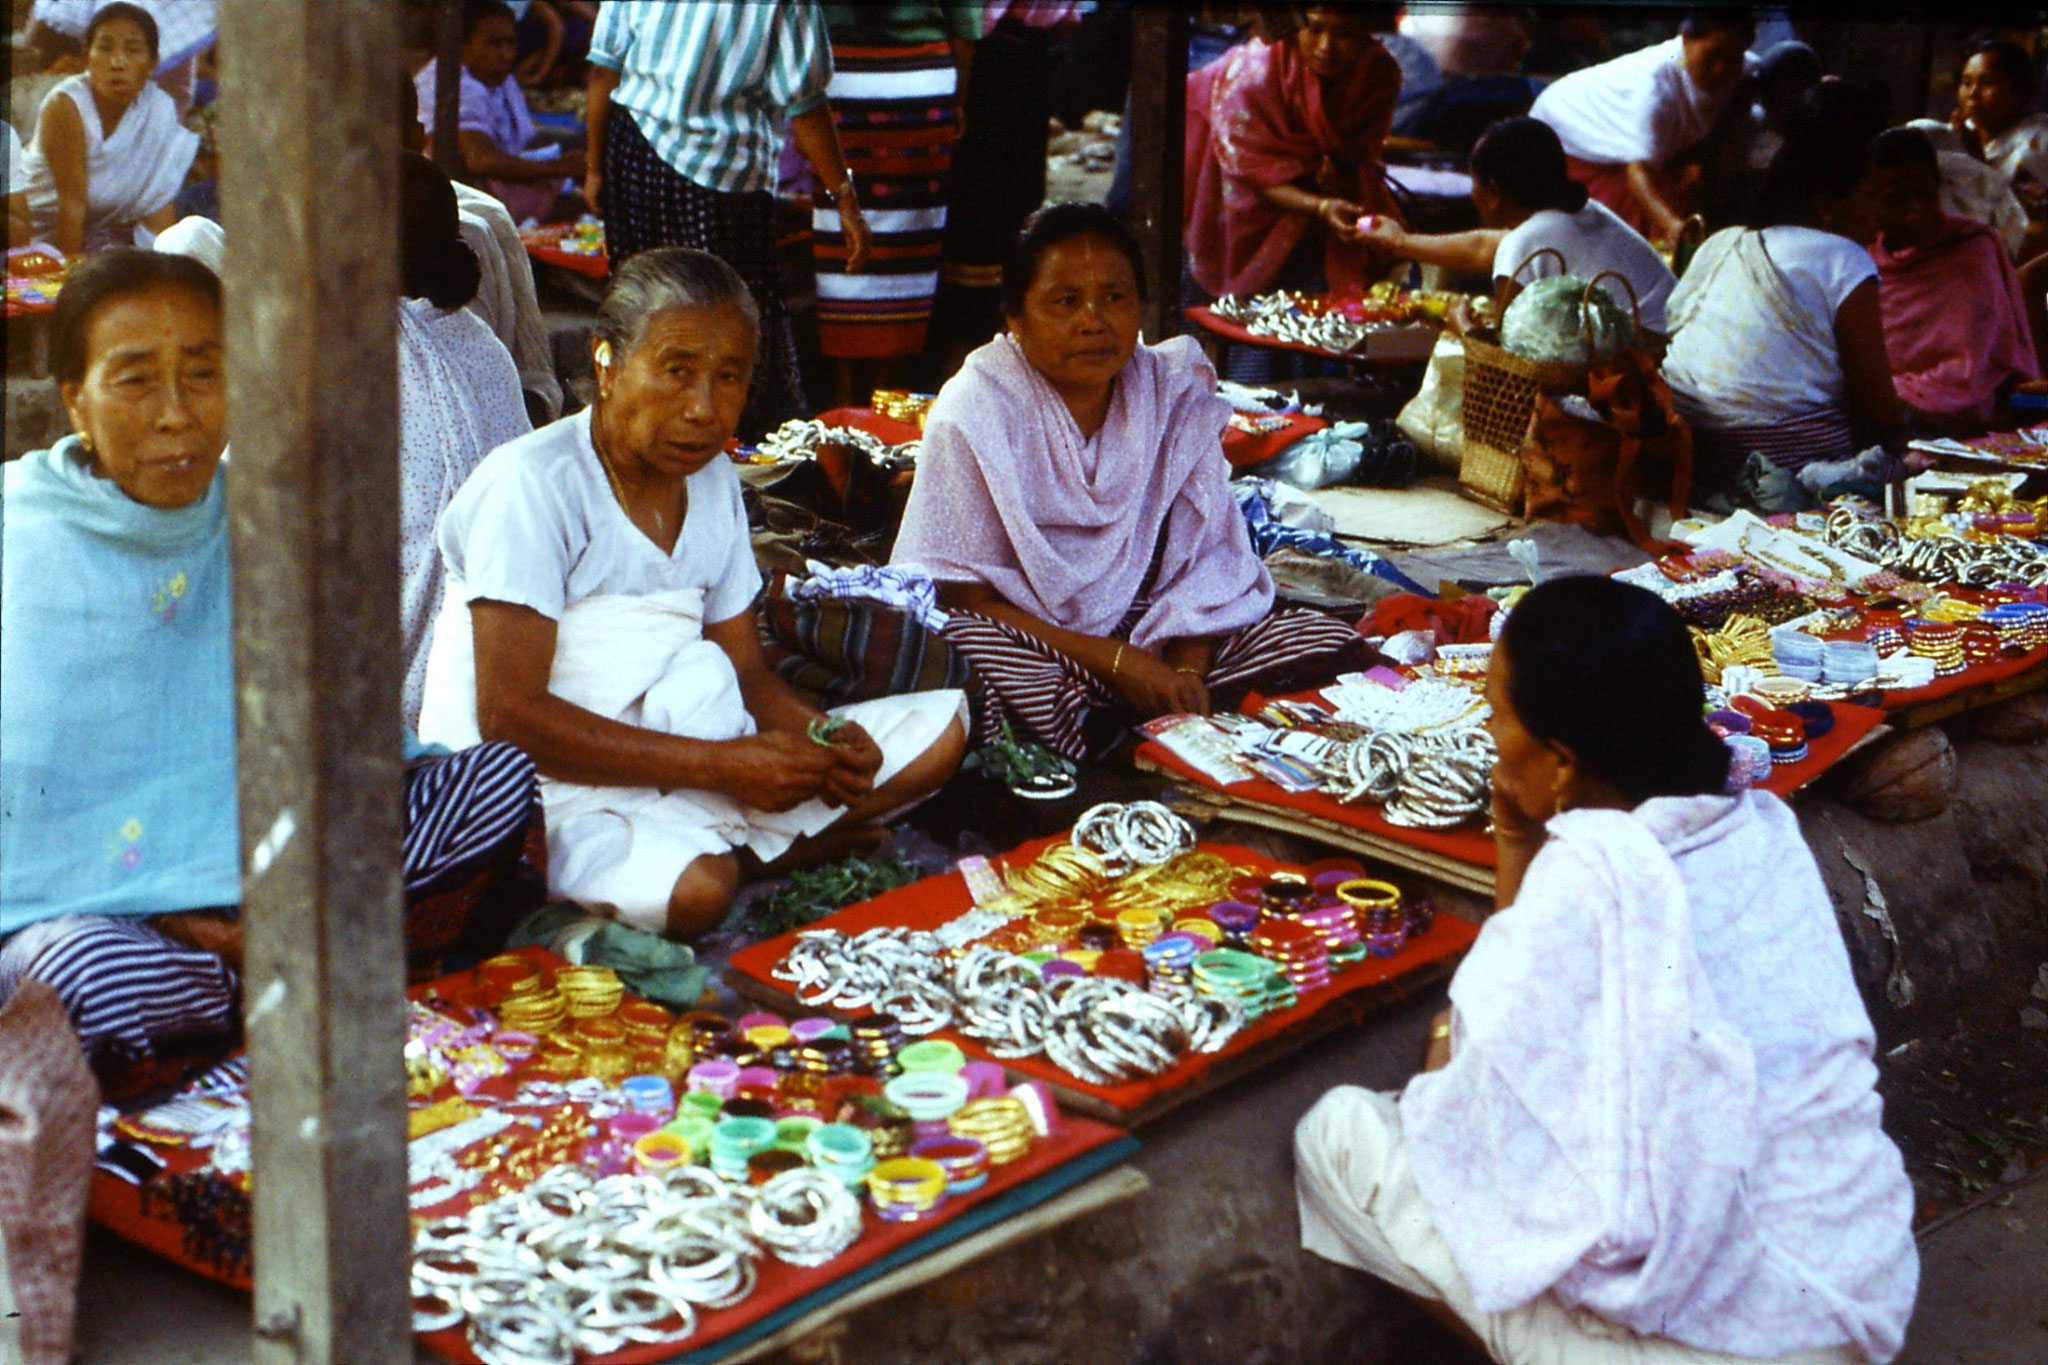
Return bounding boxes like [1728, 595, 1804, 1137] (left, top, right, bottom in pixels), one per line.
[727, 838, 1478, 1127]
[1186, 305, 1440, 364]
[1133, 682, 1895, 895]
[88, 947, 1137, 1365]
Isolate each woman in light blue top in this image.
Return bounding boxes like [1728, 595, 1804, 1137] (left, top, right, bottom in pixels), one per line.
[0, 249, 540, 1069]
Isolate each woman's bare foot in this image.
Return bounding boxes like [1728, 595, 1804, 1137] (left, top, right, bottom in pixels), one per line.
[764, 823, 891, 875]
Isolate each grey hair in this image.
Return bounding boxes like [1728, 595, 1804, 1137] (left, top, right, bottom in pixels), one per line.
[593, 247, 761, 358]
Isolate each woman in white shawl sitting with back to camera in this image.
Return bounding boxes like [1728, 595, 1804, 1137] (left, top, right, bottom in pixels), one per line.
[421, 248, 967, 938]
[1294, 575, 1917, 1365]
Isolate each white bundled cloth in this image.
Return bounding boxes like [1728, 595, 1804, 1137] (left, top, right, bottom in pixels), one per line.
[396, 299, 531, 728]
[419, 587, 963, 931]
[452, 182, 563, 421]
[1298, 792, 1917, 1363]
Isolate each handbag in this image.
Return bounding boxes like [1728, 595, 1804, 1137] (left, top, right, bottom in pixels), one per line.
[1520, 343, 1693, 552]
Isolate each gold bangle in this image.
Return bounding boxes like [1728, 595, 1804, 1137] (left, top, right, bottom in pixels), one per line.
[1111, 643, 1126, 676]
[1173, 665, 1202, 676]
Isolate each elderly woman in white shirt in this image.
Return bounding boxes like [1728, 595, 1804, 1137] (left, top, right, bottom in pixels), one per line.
[1295, 574, 1918, 1365]
[422, 248, 967, 937]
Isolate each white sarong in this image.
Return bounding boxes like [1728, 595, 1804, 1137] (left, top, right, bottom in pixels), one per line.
[420, 587, 963, 929]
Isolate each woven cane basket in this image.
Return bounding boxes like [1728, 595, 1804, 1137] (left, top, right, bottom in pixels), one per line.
[1457, 335, 1585, 512]
[1455, 259, 1641, 513]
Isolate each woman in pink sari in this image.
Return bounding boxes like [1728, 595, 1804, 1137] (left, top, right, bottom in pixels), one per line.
[1868, 127, 2038, 430]
[1183, 5, 1404, 302]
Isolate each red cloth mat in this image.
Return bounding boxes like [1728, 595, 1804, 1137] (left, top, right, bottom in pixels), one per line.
[1134, 737, 1498, 868]
[729, 837, 1479, 1118]
[1878, 647, 2047, 710]
[520, 226, 608, 279]
[1754, 699, 1887, 795]
[89, 947, 1132, 1364]
[1223, 410, 1326, 470]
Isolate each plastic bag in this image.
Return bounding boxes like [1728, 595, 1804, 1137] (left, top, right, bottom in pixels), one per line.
[1397, 332, 1467, 471]
[1500, 274, 1635, 365]
[1253, 420, 1421, 490]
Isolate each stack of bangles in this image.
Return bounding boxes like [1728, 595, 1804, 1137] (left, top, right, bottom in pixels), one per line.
[1071, 801, 1197, 875]
[882, 1071, 969, 1137]
[557, 965, 624, 1018]
[866, 1156, 948, 1222]
[948, 1097, 1035, 1165]
[911, 1135, 990, 1193]
[805, 1122, 877, 1188]
[1334, 879, 1408, 958]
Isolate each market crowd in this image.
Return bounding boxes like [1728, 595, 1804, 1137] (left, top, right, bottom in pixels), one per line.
[14, 2, 2048, 1362]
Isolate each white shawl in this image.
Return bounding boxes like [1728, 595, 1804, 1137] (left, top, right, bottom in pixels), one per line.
[420, 587, 767, 850]
[397, 299, 530, 727]
[1400, 792, 1917, 1361]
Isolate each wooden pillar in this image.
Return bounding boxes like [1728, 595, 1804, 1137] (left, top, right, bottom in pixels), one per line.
[433, 0, 464, 174]
[1127, 3, 1189, 344]
[216, 2, 409, 1361]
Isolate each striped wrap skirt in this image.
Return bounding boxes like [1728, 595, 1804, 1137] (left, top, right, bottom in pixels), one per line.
[813, 42, 958, 359]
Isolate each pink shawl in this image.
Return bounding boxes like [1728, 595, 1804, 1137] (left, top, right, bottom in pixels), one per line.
[1874, 214, 2039, 423]
[891, 334, 1273, 650]
[1183, 36, 1403, 298]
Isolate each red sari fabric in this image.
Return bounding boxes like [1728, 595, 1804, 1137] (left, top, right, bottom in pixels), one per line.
[1873, 214, 2040, 424]
[1184, 36, 1404, 298]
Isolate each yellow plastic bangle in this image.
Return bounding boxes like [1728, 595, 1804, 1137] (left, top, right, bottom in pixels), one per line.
[867, 1156, 946, 1207]
[1334, 878, 1402, 911]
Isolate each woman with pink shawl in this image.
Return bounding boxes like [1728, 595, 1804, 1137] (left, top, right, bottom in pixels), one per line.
[1183, 6, 1404, 302]
[892, 205, 1364, 760]
[1868, 128, 2039, 429]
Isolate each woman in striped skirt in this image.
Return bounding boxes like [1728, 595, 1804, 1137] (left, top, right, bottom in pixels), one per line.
[892, 206, 1367, 760]
[0, 249, 542, 1073]
[814, 4, 979, 404]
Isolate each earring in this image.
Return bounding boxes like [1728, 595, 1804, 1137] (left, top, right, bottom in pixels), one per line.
[1550, 773, 1574, 817]
[595, 341, 612, 368]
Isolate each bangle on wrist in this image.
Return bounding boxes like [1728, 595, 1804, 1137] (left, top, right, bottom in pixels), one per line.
[1173, 665, 1202, 676]
[1110, 643, 1126, 677]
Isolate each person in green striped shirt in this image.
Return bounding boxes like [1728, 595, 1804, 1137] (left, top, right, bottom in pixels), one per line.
[587, 0, 871, 440]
